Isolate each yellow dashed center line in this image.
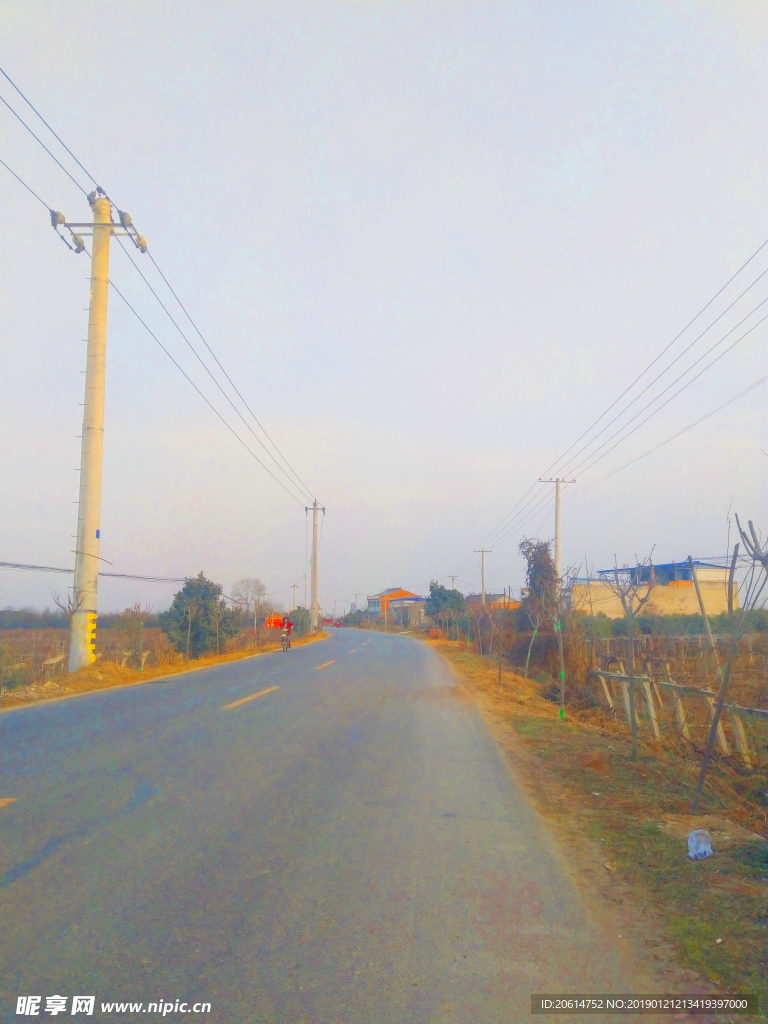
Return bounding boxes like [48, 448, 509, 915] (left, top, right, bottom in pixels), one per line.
[222, 685, 279, 709]
[0, 798, 17, 808]
[315, 660, 336, 670]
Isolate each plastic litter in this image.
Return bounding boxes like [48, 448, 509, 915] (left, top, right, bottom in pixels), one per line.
[687, 829, 713, 860]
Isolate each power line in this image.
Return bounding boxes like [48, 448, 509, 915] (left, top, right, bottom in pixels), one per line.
[546, 281, 768, 484]
[0, 156, 49, 208]
[1, 66, 317, 506]
[114, 238, 316, 504]
[466, 234, 768, 561]
[105, 272, 308, 506]
[572, 371, 768, 497]
[0, 560, 186, 582]
[145, 251, 316, 502]
[534, 235, 768, 485]
[0, 93, 88, 196]
[566, 305, 768, 482]
[0, 66, 102, 191]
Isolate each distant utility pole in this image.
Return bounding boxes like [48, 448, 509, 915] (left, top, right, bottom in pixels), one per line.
[539, 477, 576, 581]
[474, 550, 492, 605]
[333, 599, 338, 619]
[67, 193, 147, 671]
[449, 575, 458, 591]
[306, 500, 325, 631]
[302, 574, 309, 609]
[290, 584, 298, 611]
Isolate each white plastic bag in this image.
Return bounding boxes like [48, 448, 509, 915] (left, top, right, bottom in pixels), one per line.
[687, 829, 713, 860]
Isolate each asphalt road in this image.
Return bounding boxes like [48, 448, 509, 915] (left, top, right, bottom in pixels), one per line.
[2, 630, 660, 1023]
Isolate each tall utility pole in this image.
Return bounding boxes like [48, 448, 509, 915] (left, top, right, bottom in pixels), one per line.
[540, 476, 575, 722]
[474, 549, 492, 605]
[449, 575, 458, 591]
[290, 584, 298, 611]
[302, 573, 309, 609]
[539, 477, 576, 580]
[68, 195, 112, 670]
[306, 500, 325, 631]
[62, 193, 147, 672]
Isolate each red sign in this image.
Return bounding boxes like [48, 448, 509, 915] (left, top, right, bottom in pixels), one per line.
[265, 615, 283, 629]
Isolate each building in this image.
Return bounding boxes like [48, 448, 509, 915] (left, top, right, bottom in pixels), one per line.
[567, 561, 736, 619]
[465, 593, 521, 610]
[367, 588, 425, 626]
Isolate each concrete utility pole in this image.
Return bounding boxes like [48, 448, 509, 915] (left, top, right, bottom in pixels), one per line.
[290, 584, 298, 611]
[449, 575, 458, 591]
[307, 500, 325, 631]
[63, 193, 147, 672]
[539, 478, 576, 581]
[474, 550, 492, 605]
[302, 574, 309, 609]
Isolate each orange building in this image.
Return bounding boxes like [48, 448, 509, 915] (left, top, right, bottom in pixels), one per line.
[367, 588, 420, 614]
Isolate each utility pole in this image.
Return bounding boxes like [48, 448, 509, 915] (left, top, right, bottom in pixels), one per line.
[302, 573, 309, 609]
[333, 599, 338, 619]
[474, 549, 492, 605]
[290, 583, 298, 611]
[449, 575, 458, 591]
[306, 500, 325, 632]
[539, 477, 576, 581]
[66, 193, 147, 671]
[540, 476, 575, 721]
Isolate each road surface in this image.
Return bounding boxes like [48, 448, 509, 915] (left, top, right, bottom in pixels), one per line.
[2, 630, 662, 1023]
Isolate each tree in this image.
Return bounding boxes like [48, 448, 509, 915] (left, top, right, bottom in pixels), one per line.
[601, 556, 656, 761]
[121, 600, 153, 668]
[518, 538, 558, 623]
[160, 572, 239, 659]
[230, 578, 267, 623]
[689, 518, 768, 810]
[425, 581, 465, 618]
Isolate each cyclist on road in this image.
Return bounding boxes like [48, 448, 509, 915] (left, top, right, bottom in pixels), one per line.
[281, 615, 294, 650]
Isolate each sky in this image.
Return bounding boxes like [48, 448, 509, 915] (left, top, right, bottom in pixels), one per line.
[1, 0, 767, 615]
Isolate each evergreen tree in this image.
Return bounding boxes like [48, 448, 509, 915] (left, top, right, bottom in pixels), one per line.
[160, 572, 239, 658]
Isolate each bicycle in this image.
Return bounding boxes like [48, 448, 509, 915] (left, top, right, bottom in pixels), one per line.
[281, 634, 291, 652]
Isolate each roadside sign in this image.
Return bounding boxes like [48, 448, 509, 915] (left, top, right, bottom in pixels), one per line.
[265, 615, 283, 629]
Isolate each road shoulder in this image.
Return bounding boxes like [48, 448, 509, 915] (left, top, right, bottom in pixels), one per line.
[424, 637, 765, 1021]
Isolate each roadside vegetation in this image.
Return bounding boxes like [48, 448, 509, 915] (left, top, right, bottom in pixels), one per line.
[428, 638, 766, 1008]
[412, 536, 766, 1010]
[0, 572, 320, 707]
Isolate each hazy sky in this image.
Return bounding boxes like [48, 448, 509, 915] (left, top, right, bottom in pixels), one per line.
[1, 1, 767, 615]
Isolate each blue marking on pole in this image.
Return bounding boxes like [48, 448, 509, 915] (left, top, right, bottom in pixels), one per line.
[96, 529, 100, 538]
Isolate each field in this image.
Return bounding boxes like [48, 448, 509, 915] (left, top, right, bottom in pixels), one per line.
[0, 626, 325, 706]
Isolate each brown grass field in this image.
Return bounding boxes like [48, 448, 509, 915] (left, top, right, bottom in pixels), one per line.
[0, 628, 327, 708]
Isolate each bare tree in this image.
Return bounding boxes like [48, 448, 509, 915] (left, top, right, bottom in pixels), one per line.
[182, 599, 199, 660]
[122, 600, 153, 669]
[230, 578, 267, 621]
[689, 517, 768, 811]
[523, 606, 543, 681]
[50, 587, 84, 620]
[600, 556, 656, 760]
[210, 601, 227, 656]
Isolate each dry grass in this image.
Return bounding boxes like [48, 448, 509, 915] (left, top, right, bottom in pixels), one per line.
[0, 631, 328, 709]
[427, 638, 767, 1013]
